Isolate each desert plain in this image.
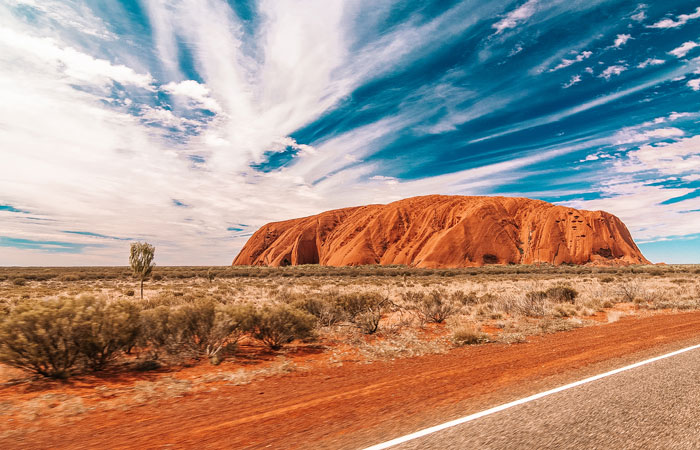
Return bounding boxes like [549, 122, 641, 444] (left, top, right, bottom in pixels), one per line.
[1, 263, 699, 448]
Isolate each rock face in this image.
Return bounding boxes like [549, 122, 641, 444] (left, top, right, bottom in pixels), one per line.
[233, 195, 650, 268]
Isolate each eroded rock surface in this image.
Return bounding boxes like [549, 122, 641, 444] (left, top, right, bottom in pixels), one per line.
[233, 195, 649, 267]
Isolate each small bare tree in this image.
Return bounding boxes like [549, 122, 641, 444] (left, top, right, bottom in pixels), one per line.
[129, 242, 155, 299]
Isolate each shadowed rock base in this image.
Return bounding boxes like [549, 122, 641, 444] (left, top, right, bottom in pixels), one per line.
[233, 195, 650, 268]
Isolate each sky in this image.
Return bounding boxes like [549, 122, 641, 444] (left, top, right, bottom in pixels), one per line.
[1, 0, 699, 266]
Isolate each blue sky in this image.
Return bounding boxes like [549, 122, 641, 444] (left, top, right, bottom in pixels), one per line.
[1, 0, 699, 265]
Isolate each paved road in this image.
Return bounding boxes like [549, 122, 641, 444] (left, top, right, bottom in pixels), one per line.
[392, 347, 700, 449]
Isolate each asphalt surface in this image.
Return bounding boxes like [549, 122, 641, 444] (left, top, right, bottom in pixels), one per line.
[392, 346, 700, 450]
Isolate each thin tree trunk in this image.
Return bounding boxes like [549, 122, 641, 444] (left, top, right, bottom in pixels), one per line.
[140, 278, 144, 299]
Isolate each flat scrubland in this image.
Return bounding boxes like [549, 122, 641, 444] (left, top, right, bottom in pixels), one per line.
[0, 264, 699, 431]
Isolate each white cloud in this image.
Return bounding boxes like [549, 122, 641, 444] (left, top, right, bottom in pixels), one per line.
[668, 111, 694, 121]
[631, 10, 646, 22]
[2, 0, 699, 265]
[614, 127, 684, 145]
[579, 152, 613, 162]
[617, 134, 700, 175]
[0, 28, 153, 89]
[563, 74, 581, 88]
[599, 64, 627, 79]
[509, 43, 524, 56]
[6, 0, 116, 39]
[614, 34, 632, 48]
[563, 181, 700, 245]
[137, 106, 200, 131]
[648, 6, 700, 29]
[637, 58, 665, 68]
[492, 0, 538, 34]
[687, 78, 700, 91]
[162, 80, 222, 113]
[550, 50, 592, 72]
[369, 175, 399, 185]
[669, 41, 699, 58]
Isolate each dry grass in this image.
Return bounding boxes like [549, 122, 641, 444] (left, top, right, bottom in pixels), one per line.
[1, 263, 699, 421]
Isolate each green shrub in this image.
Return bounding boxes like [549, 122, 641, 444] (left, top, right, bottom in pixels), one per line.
[177, 300, 255, 363]
[73, 298, 141, 370]
[138, 306, 188, 360]
[0, 298, 85, 378]
[250, 304, 316, 350]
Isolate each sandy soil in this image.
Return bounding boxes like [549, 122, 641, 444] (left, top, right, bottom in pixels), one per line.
[2, 310, 700, 449]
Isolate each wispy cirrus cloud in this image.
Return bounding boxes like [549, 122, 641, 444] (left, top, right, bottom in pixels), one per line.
[648, 6, 700, 29]
[637, 58, 665, 68]
[550, 50, 592, 72]
[492, 0, 539, 34]
[669, 41, 699, 58]
[599, 64, 627, 79]
[613, 34, 632, 48]
[3, 0, 700, 265]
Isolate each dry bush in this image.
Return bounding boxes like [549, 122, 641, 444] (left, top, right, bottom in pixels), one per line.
[498, 292, 550, 317]
[450, 290, 479, 305]
[0, 297, 85, 378]
[403, 289, 456, 323]
[448, 319, 490, 346]
[288, 292, 345, 327]
[334, 292, 388, 334]
[544, 286, 578, 303]
[138, 306, 188, 360]
[617, 280, 641, 302]
[74, 298, 141, 371]
[250, 304, 316, 350]
[176, 300, 256, 363]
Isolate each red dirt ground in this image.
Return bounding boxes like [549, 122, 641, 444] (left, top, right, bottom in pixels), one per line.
[4, 310, 700, 449]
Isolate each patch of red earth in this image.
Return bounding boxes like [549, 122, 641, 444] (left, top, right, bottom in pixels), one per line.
[3, 309, 700, 449]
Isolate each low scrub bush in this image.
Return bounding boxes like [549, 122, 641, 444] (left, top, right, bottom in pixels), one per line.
[501, 292, 550, 317]
[12, 278, 26, 286]
[420, 289, 456, 323]
[403, 289, 456, 324]
[450, 290, 479, 305]
[139, 306, 188, 360]
[0, 298, 85, 378]
[334, 292, 388, 334]
[250, 304, 316, 350]
[544, 286, 578, 303]
[73, 298, 142, 370]
[177, 299, 256, 363]
[290, 294, 345, 327]
[449, 322, 490, 346]
[617, 281, 641, 302]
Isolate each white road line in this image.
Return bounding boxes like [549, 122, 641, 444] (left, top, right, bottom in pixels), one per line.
[363, 343, 700, 450]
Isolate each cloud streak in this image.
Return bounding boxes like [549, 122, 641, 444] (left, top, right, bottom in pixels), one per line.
[2, 0, 700, 264]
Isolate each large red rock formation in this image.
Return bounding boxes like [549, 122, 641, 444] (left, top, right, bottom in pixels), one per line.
[233, 195, 650, 268]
